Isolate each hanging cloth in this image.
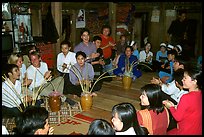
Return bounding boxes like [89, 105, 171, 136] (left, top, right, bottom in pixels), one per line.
[43, 5, 59, 44]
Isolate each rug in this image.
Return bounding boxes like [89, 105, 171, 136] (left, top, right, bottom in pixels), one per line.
[50, 113, 95, 135]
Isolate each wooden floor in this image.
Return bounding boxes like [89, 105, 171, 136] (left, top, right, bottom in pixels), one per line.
[66, 71, 158, 122]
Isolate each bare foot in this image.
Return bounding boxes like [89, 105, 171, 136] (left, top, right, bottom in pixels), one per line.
[116, 76, 122, 80]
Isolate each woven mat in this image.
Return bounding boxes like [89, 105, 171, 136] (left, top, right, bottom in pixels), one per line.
[50, 113, 95, 135]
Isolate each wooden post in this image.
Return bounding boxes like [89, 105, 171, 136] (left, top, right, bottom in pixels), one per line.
[70, 9, 77, 48]
[51, 2, 62, 76]
[109, 2, 117, 41]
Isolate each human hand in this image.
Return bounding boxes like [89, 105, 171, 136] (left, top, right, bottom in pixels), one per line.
[62, 63, 67, 71]
[99, 59, 105, 65]
[91, 53, 100, 59]
[22, 78, 32, 86]
[108, 42, 116, 47]
[146, 55, 152, 61]
[48, 127, 54, 135]
[44, 71, 52, 81]
[163, 100, 175, 109]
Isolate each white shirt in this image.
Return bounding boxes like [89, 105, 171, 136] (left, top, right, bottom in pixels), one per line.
[26, 62, 48, 90]
[139, 50, 153, 63]
[161, 80, 188, 103]
[2, 125, 9, 135]
[116, 127, 136, 135]
[2, 79, 22, 108]
[19, 63, 26, 83]
[57, 52, 76, 73]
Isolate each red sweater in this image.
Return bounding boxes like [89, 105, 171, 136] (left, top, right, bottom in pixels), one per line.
[100, 34, 115, 59]
[137, 108, 169, 135]
[168, 91, 202, 135]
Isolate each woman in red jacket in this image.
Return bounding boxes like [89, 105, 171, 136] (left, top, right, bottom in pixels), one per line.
[163, 66, 202, 135]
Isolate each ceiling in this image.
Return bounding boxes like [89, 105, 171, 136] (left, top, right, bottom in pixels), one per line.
[62, 2, 109, 10]
[29, 2, 202, 12]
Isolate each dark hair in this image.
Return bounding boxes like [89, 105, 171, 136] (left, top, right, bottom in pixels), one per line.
[125, 46, 133, 52]
[60, 40, 71, 48]
[3, 64, 19, 78]
[167, 49, 178, 56]
[120, 34, 126, 39]
[75, 51, 87, 59]
[173, 68, 184, 86]
[112, 102, 148, 135]
[15, 106, 48, 134]
[93, 35, 102, 42]
[140, 84, 164, 114]
[101, 24, 111, 36]
[184, 66, 202, 90]
[26, 45, 39, 55]
[178, 9, 187, 16]
[87, 119, 115, 135]
[174, 56, 187, 66]
[145, 42, 151, 48]
[29, 51, 41, 60]
[80, 28, 90, 36]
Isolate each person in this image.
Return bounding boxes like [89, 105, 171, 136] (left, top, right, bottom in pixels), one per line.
[113, 46, 142, 80]
[99, 24, 116, 75]
[115, 35, 128, 57]
[174, 44, 182, 57]
[91, 35, 105, 78]
[132, 41, 140, 60]
[151, 57, 188, 104]
[111, 102, 148, 135]
[87, 119, 115, 135]
[166, 44, 174, 51]
[151, 56, 187, 132]
[7, 53, 27, 84]
[57, 40, 76, 95]
[138, 42, 154, 71]
[137, 84, 169, 135]
[158, 49, 177, 83]
[155, 42, 168, 67]
[26, 51, 51, 93]
[15, 105, 54, 135]
[22, 44, 40, 68]
[2, 64, 24, 118]
[74, 28, 99, 63]
[26, 50, 76, 106]
[112, 35, 128, 68]
[69, 51, 100, 97]
[167, 9, 188, 47]
[163, 67, 202, 135]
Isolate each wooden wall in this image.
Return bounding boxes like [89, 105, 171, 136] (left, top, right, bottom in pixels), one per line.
[30, 2, 202, 69]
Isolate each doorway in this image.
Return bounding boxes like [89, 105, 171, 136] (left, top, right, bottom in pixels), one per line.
[132, 12, 149, 50]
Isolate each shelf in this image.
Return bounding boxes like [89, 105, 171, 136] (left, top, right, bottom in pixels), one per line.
[15, 41, 35, 45]
[2, 2, 33, 49]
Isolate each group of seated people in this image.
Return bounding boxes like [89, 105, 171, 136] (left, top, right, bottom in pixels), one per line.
[2, 26, 202, 135]
[3, 60, 202, 135]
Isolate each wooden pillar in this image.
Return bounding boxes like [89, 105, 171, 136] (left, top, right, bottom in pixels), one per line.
[70, 9, 77, 49]
[109, 2, 117, 41]
[51, 2, 62, 75]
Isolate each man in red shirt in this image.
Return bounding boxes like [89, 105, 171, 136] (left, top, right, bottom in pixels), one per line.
[100, 25, 116, 75]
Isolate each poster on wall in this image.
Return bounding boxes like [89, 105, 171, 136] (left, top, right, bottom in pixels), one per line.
[151, 9, 160, 22]
[76, 9, 85, 28]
